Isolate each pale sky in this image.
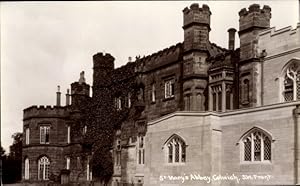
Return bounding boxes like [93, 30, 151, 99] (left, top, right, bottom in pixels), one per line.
[1, 1, 299, 152]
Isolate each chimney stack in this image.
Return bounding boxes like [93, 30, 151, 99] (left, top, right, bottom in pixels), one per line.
[66, 89, 70, 106]
[56, 85, 61, 106]
[227, 28, 236, 50]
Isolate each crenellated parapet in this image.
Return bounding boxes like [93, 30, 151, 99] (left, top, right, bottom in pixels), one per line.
[23, 105, 69, 120]
[257, 23, 300, 58]
[93, 52, 115, 70]
[239, 4, 271, 34]
[183, 4, 211, 30]
[259, 23, 300, 38]
[136, 43, 182, 72]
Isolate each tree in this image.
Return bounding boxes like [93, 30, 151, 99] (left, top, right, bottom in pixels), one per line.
[2, 132, 23, 184]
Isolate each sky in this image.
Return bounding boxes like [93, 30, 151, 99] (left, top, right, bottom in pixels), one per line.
[1, 1, 299, 153]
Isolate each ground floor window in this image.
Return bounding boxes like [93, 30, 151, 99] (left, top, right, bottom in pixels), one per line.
[38, 156, 50, 180]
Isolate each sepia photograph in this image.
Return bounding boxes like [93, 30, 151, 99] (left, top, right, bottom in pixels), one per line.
[1, 1, 300, 185]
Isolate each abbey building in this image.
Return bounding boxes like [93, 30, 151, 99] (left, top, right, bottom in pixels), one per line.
[22, 3, 300, 186]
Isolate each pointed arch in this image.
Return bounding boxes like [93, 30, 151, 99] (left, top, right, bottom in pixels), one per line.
[163, 134, 187, 163]
[237, 126, 273, 143]
[37, 156, 50, 180]
[238, 126, 273, 162]
[24, 157, 30, 180]
[279, 58, 300, 102]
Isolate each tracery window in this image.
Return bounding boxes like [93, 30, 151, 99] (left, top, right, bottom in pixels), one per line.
[165, 135, 186, 163]
[38, 156, 50, 180]
[283, 61, 300, 102]
[241, 128, 272, 162]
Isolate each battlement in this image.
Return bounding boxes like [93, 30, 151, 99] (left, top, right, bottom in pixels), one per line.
[23, 105, 69, 120]
[136, 43, 182, 72]
[183, 4, 211, 29]
[259, 22, 300, 38]
[257, 23, 300, 57]
[93, 52, 115, 69]
[239, 4, 271, 33]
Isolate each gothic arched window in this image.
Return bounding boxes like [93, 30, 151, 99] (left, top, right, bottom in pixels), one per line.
[164, 135, 186, 163]
[282, 60, 300, 102]
[240, 127, 272, 162]
[24, 157, 29, 180]
[38, 156, 50, 180]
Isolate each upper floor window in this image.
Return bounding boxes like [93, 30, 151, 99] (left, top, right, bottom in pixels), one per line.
[115, 139, 121, 166]
[83, 125, 87, 135]
[115, 97, 122, 110]
[24, 158, 29, 180]
[282, 60, 300, 102]
[164, 79, 175, 99]
[241, 127, 272, 162]
[38, 156, 50, 180]
[66, 157, 70, 170]
[151, 83, 156, 103]
[164, 134, 186, 164]
[25, 128, 30, 145]
[137, 135, 145, 165]
[87, 157, 92, 181]
[242, 79, 250, 104]
[40, 126, 50, 144]
[126, 92, 131, 108]
[67, 126, 71, 144]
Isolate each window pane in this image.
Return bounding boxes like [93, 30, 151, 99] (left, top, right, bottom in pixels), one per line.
[175, 142, 179, 162]
[264, 137, 271, 160]
[138, 150, 141, 164]
[213, 93, 216, 111]
[244, 139, 251, 161]
[168, 145, 173, 163]
[181, 144, 186, 163]
[254, 136, 261, 161]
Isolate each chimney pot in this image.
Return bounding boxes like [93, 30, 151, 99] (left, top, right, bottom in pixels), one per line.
[227, 28, 236, 50]
[56, 85, 61, 106]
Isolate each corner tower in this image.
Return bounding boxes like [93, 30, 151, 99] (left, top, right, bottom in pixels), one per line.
[182, 4, 211, 111]
[238, 4, 271, 108]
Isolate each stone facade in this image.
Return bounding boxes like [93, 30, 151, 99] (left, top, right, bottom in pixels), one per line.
[22, 3, 300, 186]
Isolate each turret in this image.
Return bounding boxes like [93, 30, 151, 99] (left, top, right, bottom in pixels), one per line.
[238, 4, 271, 108]
[92, 52, 115, 98]
[183, 3, 211, 52]
[71, 71, 90, 108]
[181, 4, 211, 111]
[239, 4, 271, 61]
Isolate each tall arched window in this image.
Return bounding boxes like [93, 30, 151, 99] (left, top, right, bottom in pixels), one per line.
[240, 127, 272, 162]
[164, 135, 186, 163]
[282, 59, 300, 102]
[38, 156, 50, 180]
[24, 158, 29, 180]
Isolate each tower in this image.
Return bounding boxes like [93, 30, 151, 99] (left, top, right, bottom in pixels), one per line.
[182, 4, 211, 111]
[92, 52, 115, 102]
[238, 4, 271, 108]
